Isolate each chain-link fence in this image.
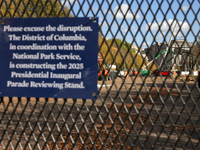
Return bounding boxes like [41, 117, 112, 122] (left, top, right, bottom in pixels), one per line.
[0, 0, 200, 149]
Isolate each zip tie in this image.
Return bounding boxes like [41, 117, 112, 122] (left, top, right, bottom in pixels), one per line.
[83, 17, 97, 26]
[89, 17, 97, 23]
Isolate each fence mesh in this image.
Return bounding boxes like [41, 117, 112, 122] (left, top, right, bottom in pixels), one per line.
[0, 0, 200, 149]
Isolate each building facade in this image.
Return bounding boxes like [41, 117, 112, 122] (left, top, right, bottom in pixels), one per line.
[170, 39, 198, 71]
[144, 39, 198, 71]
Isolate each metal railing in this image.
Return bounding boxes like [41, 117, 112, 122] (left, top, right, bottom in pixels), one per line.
[0, 0, 200, 149]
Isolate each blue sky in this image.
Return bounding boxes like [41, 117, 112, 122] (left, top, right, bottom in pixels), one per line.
[62, 0, 200, 49]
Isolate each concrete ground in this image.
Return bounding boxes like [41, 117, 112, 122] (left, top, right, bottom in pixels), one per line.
[0, 75, 199, 149]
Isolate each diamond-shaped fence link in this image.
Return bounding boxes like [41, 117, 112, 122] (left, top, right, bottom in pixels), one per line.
[0, 0, 200, 149]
